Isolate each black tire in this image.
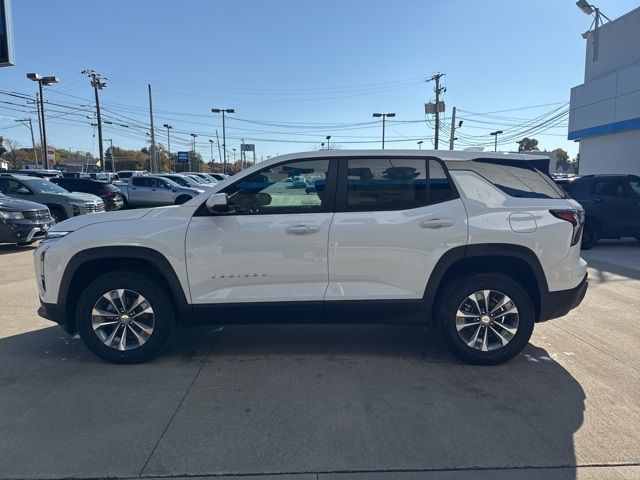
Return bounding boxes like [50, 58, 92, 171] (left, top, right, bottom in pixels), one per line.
[175, 195, 191, 205]
[436, 273, 535, 365]
[581, 221, 600, 250]
[76, 271, 176, 364]
[49, 206, 67, 224]
[121, 197, 130, 209]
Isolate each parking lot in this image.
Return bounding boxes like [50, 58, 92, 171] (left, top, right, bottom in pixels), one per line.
[0, 241, 639, 480]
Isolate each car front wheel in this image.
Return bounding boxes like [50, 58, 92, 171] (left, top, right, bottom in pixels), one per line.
[437, 273, 535, 365]
[76, 271, 176, 363]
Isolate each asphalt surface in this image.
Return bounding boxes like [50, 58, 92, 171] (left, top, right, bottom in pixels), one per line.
[0, 239, 639, 480]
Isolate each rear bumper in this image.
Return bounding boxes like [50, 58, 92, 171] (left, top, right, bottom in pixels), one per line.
[539, 273, 588, 322]
[38, 300, 74, 334]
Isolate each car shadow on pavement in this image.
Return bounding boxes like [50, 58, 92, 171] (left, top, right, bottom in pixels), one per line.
[0, 324, 585, 479]
[0, 244, 37, 256]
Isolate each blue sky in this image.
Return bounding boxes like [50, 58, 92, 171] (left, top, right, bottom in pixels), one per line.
[1, 0, 638, 161]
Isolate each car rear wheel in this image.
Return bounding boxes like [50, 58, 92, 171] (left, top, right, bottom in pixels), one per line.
[76, 271, 176, 364]
[581, 222, 600, 250]
[437, 273, 535, 365]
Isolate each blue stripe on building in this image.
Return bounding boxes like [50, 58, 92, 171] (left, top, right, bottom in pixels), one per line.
[568, 116, 640, 140]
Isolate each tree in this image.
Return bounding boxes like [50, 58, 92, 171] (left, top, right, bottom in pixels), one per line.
[0, 136, 6, 158]
[553, 148, 571, 172]
[571, 153, 580, 174]
[517, 137, 539, 152]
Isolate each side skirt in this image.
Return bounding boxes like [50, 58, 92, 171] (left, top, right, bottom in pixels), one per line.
[191, 300, 427, 326]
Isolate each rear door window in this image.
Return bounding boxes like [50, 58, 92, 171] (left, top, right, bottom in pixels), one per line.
[590, 179, 625, 197]
[446, 158, 565, 199]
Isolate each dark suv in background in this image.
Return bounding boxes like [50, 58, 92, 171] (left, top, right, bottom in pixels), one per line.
[562, 174, 640, 249]
[0, 193, 53, 246]
[50, 178, 124, 211]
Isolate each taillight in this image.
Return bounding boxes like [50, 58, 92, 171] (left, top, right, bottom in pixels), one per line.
[99, 189, 116, 197]
[550, 209, 584, 246]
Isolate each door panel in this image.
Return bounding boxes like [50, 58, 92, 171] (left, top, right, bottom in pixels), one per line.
[326, 199, 467, 300]
[185, 157, 334, 304]
[186, 213, 332, 303]
[326, 157, 467, 301]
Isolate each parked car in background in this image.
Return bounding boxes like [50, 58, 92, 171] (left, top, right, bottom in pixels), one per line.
[158, 173, 215, 190]
[0, 174, 104, 223]
[91, 172, 119, 182]
[116, 170, 148, 180]
[553, 176, 579, 192]
[292, 176, 307, 188]
[184, 172, 219, 184]
[209, 173, 229, 181]
[18, 169, 63, 179]
[0, 192, 53, 245]
[562, 174, 640, 249]
[115, 175, 204, 207]
[50, 177, 124, 211]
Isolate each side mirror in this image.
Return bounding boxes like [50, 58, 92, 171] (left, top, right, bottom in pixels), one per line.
[205, 193, 229, 213]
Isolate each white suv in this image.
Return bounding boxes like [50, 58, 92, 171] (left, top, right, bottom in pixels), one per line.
[35, 150, 588, 365]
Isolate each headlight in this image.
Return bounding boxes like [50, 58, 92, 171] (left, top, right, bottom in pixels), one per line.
[0, 210, 25, 220]
[41, 231, 71, 244]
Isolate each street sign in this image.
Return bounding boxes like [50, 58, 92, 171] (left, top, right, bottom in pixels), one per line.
[177, 151, 190, 163]
[46, 147, 56, 164]
[0, 0, 14, 67]
[241, 144, 255, 152]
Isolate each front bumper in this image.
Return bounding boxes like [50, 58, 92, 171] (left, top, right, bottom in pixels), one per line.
[0, 219, 53, 244]
[539, 273, 588, 322]
[38, 300, 74, 334]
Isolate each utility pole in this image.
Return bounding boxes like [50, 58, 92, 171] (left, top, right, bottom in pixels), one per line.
[15, 119, 38, 166]
[148, 84, 157, 173]
[241, 139, 245, 170]
[82, 70, 107, 171]
[215, 130, 223, 173]
[449, 106, 456, 150]
[427, 72, 445, 150]
[209, 139, 215, 166]
[212, 109, 235, 174]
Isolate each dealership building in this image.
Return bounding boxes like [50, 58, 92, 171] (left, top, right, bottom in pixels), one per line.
[568, 6, 640, 176]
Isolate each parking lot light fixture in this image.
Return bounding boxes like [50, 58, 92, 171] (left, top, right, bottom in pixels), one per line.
[490, 130, 503, 152]
[326, 135, 331, 150]
[27, 72, 59, 169]
[372, 113, 395, 149]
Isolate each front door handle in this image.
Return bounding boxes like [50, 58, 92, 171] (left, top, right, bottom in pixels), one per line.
[420, 219, 455, 229]
[286, 225, 321, 235]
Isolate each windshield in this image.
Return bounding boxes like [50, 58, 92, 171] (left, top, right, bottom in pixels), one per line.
[24, 178, 69, 194]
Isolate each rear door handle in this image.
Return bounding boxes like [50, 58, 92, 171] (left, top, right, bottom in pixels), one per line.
[420, 219, 455, 229]
[286, 225, 321, 235]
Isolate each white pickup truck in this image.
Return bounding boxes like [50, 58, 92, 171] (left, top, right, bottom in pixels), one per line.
[115, 175, 205, 207]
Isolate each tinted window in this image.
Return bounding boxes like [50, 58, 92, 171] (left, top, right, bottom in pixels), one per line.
[131, 177, 147, 187]
[590, 179, 624, 197]
[167, 176, 189, 187]
[222, 159, 330, 214]
[429, 159, 456, 204]
[629, 177, 640, 197]
[0, 178, 29, 194]
[346, 158, 427, 211]
[446, 158, 564, 199]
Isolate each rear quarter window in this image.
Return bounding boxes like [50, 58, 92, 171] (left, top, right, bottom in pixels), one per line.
[446, 158, 565, 199]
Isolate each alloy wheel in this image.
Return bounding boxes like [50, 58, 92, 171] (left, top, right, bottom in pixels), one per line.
[455, 290, 519, 352]
[91, 289, 155, 351]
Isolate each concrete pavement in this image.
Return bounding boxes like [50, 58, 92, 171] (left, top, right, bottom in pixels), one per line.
[0, 240, 639, 479]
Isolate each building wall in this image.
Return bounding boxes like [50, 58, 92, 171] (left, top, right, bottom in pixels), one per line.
[568, 7, 640, 176]
[579, 129, 640, 176]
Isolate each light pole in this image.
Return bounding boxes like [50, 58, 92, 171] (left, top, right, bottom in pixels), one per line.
[190, 133, 198, 172]
[27, 73, 59, 169]
[326, 135, 331, 150]
[372, 113, 395, 149]
[163, 124, 172, 171]
[233, 148, 236, 165]
[209, 139, 215, 165]
[212, 108, 235, 174]
[15, 118, 38, 165]
[417, 140, 423, 150]
[490, 130, 503, 152]
[320, 142, 325, 150]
